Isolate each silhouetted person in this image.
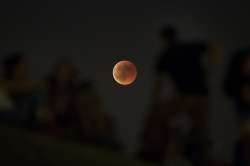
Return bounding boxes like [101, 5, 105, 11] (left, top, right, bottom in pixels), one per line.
[224, 49, 250, 122]
[224, 48, 250, 166]
[139, 26, 220, 165]
[0, 52, 40, 128]
[1, 53, 39, 128]
[155, 26, 208, 97]
[37, 59, 81, 139]
[75, 81, 121, 149]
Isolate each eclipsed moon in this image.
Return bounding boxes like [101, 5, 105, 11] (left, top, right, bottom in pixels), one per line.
[113, 60, 137, 86]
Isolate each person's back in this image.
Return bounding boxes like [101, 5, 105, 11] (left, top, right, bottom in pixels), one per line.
[157, 42, 208, 95]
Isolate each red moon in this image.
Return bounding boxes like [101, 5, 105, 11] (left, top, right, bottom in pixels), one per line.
[113, 60, 137, 86]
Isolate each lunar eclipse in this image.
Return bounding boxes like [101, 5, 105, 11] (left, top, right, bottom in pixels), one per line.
[113, 60, 137, 86]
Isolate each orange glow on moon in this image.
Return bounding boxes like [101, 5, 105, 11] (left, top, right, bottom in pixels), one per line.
[113, 60, 137, 86]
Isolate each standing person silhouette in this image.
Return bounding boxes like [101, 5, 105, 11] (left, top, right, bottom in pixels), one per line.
[139, 26, 220, 165]
[224, 48, 250, 166]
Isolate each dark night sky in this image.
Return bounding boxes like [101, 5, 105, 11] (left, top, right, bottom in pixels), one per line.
[0, 0, 250, 158]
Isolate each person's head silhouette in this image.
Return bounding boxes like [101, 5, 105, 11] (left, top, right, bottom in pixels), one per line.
[160, 25, 178, 47]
